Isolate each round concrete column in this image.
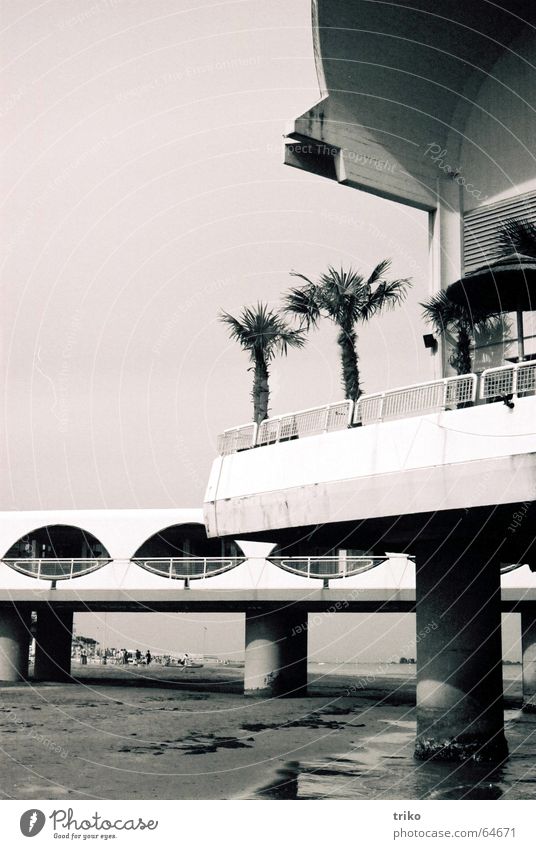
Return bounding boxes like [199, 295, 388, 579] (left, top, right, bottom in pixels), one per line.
[244, 608, 308, 697]
[521, 607, 536, 711]
[415, 543, 507, 762]
[0, 607, 31, 681]
[34, 608, 74, 682]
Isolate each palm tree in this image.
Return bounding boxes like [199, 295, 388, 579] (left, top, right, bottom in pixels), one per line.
[421, 291, 499, 375]
[496, 218, 536, 259]
[219, 302, 305, 424]
[283, 262, 411, 400]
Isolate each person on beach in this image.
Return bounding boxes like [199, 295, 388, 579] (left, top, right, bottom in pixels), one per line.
[135, 649, 141, 666]
[145, 650, 152, 665]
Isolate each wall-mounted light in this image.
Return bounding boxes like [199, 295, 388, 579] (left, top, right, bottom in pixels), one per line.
[423, 333, 438, 352]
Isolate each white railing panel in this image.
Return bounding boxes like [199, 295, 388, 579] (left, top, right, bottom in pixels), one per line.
[269, 555, 384, 580]
[132, 557, 243, 580]
[217, 423, 256, 455]
[257, 418, 281, 446]
[257, 401, 353, 446]
[354, 393, 383, 425]
[516, 361, 536, 395]
[445, 374, 476, 405]
[481, 365, 515, 399]
[2, 558, 110, 580]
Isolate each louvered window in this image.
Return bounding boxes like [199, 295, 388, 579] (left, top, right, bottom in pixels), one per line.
[463, 191, 536, 271]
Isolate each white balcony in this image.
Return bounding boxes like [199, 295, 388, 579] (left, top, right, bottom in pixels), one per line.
[205, 365, 536, 540]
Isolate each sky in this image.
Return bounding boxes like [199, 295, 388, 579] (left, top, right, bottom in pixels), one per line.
[1, 0, 431, 512]
[0, 0, 521, 660]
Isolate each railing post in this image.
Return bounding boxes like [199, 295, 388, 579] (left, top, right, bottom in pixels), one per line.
[251, 422, 258, 448]
[323, 405, 329, 433]
[378, 393, 385, 423]
[513, 363, 518, 397]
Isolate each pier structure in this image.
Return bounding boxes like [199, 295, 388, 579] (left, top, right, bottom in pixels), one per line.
[203, 0, 536, 759]
[0, 509, 535, 716]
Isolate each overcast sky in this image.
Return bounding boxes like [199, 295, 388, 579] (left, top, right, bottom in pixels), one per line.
[1, 0, 432, 512]
[1, 0, 520, 660]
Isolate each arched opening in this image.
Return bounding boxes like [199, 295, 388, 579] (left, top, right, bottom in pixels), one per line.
[132, 523, 244, 580]
[2, 525, 111, 580]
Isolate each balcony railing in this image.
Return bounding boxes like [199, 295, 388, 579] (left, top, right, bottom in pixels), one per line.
[481, 360, 536, 399]
[2, 558, 111, 580]
[268, 555, 386, 580]
[353, 374, 476, 425]
[217, 362, 535, 455]
[132, 556, 244, 581]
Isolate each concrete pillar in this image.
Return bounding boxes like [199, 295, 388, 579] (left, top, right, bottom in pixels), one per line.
[415, 543, 507, 762]
[244, 608, 308, 697]
[34, 608, 73, 682]
[521, 607, 536, 711]
[429, 179, 462, 379]
[0, 606, 31, 681]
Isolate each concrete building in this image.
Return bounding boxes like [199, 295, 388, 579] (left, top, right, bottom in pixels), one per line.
[204, 1, 536, 760]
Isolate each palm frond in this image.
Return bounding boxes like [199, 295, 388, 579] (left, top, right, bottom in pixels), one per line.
[284, 281, 321, 329]
[496, 218, 536, 259]
[220, 302, 305, 361]
[359, 277, 411, 321]
[365, 258, 392, 287]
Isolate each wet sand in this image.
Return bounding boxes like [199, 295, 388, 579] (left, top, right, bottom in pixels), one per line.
[0, 663, 533, 801]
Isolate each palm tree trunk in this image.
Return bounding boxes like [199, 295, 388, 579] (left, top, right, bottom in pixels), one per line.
[253, 353, 270, 424]
[449, 323, 472, 375]
[337, 328, 360, 400]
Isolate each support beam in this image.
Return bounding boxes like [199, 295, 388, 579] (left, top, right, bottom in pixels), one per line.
[0, 606, 31, 681]
[415, 541, 507, 762]
[521, 607, 536, 711]
[244, 607, 308, 697]
[34, 608, 73, 682]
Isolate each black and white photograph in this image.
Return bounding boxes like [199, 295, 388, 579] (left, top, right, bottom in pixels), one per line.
[1, 0, 535, 842]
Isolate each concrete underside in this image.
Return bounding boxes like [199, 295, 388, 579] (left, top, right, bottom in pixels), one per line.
[0, 588, 532, 613]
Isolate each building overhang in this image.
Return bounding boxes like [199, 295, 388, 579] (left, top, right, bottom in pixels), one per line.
[204, 396, 536, 556]
[287, 0, 536, 209]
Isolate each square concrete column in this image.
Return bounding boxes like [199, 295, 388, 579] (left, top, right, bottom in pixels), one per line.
[521, 607, 536, 711]
[245, 607, 308, 697]
[0, 606, 32, 681]
[34, 608, 74, 682]
[415, 541, 507, 762]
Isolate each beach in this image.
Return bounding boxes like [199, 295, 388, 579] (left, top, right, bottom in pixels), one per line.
[1, 662, 534, 801]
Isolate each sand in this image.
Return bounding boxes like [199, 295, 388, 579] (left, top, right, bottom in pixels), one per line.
[0, 663, 532, 801]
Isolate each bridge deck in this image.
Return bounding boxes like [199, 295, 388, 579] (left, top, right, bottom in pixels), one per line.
[0, 588, 533, 613]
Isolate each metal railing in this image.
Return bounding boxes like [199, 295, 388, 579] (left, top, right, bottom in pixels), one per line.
[481, 360, 536, 399]
[268, 555, 385, 580]
[353, 374, 476, 425]
[217, 366, 534, 455]
[2, 558, 111, 581]
[256, 401, 353, 447]
[218, 423, 257, 456]
[132, 556, 244, 581]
